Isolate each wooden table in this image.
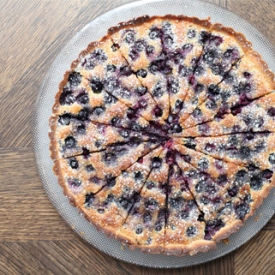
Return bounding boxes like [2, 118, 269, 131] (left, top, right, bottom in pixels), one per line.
[1, 0, 275, 274]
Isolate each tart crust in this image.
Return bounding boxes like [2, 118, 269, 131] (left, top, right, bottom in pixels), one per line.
[49, 14, 275, 256]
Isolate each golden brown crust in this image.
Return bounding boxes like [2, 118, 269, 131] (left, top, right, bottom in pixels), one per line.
[108, 14, 212, 36]
[164, 239, 217, 256]
[213, 220, 243, 242]
[245, 49, 275, 90]
[210, 23, 252, 53]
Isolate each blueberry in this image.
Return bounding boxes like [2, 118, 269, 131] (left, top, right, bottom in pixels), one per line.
[111, 117, 120, 126]
[97, 209, 105, 214]
[105, 194, 115, 204]
[186, 226, 197, 237]
[174, 99, 183, 112]
[194, 65, 204, 76]
[180, 210, 189, 220]
[151, 157, 162, 169]
[155, 224, 162, 231]
[200, 196, 209, 205]
[228, 185, 239, 197]
[76, 93, 89, 105]
[84, 192, 94, 207]
[261, 169, 273, 179]
[187, 29, 196, 38]
[239, 146, 251, 159]
[209, 35, 223, 46]
[146, 181, 155, 189]
[152, 85, 164, 98]
[198, 124, 210, 135]
[167, 77, 179, 94]
[68, 72, 82, 87]
[86, 164, 94, 172]
[137, 69, 147, 78]
[235, 170, 247, 182]
[195, 180, 204, 193]
[208, 84, 220, 98]
[143, 212, 152, 223]
[146, 45, 155, 55]
[68, 178, 81, 188]
[171, 123, 182, 133]
[211, 64, 222, 75]
[129, 48, 139, 60]
[199, 31, 211, 44]
[205, 219, 224, 236]
[106, 64, 117, 72]
[76, 124, 86, 134]
[120, 129, 129, 138]
[184, 139, 196, 150]
[92, 106, 105, 116]
[204, 143, 215, 152]
[250, 174, 263, 190]
[203, 50, 216, 64]
[111, 43, 119, 52]
[235, 202, 250, 220]
[197, 213, 204, 221]
[69, 157, 79, 169]
[125, 31, 135, 43]
[120, 66, 132, 76]
[103, 152, 117, 164]
[198, 158, 209, 171]
[134, 171, 143, 181]
[269, 153, 275, 164]
[153, 106, 163, 117]
[77, 108, 89, 120]
[205, 99, 217, 110]
[267, 107, 275, 117]
[194, 83, 204, 94]
[104, 94, 117, 104]
[149, 27, 162, 39]
[145, 198, 158, 210]
[65, 136, 76, 149]
[135, 39, 146, 51]
[179, 65, 192, 77]
[59, 89, 75, 105]
[217, 174, 227, 186]
[118, 197, 131, 210]
[243, 71, 252, 78]
[163, 35, 173, 48]
[90, 49, 107, 62]
[135, 227, 143, 234]
[127, 108, 137, 120]
[90, 79, 104, 93]
[192, 108, 202, 118]
[58, 114, 71, 125]
[107, 177, 116, 187]
[182, 43, 193, 53]
[169, 197, 182, 208]
[136, 86, 147, 96]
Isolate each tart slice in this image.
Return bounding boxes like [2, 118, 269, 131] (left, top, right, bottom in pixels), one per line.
[179, 133, 275, 168]
[176, 22, 252, 126]
[165, 164, 216, 255]
[50, 115, 162, 159]
[109, 16, 171, 121]
[117, 148, 169, 253]
[52, 138, 162, 195]
[69, 146, 164, 239]
[73, 36, 164, 124]
[50, 71, 169, 136]
[180, 91, 275, 137]
[181, 49, 275, 129]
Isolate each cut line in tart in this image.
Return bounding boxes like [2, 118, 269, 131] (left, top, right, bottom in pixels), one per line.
[49, 14, 275, 256]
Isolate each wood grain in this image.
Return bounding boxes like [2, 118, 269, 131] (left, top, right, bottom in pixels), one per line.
[0, 0, 275, 274]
